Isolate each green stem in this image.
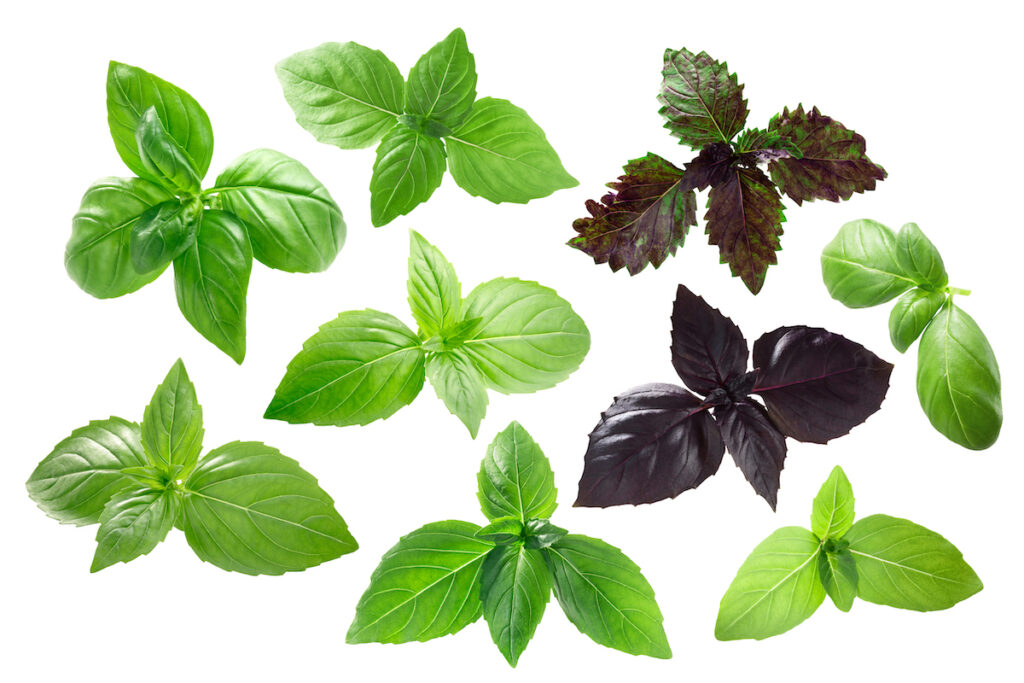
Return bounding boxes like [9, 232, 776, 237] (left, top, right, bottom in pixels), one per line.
[945, 286, 971, 297]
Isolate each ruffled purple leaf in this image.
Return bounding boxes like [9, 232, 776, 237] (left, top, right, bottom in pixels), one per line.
[670, 284, 748, 395]
[714, 400, 787, 509]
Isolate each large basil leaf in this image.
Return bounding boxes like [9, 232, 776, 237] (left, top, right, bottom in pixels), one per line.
[347, 520, 492, 643]
[447, 98, 577, 203]
[276, 41, 404, 149]
[408, 230, 461, 336]
[212, 149, 345, 273]
[846, 514, 983, 611]
[545, 535, 671, 658]
[141, 359, 204, 476]
[715, 527, 824, 640]
[670, 284, 748, 395]
[461, 278, 590, 393]
[370, 126, 447, 227]
[91, 487, 178, 572]
[821, 219, 916, 308]
[426, 351, 488, 438]
[810, 465, 855, 540]
[26, 418, 148, 525]
[818, 548, 858, 613]
[477, 422, 557, 522]
[134, 107, 202, 194]
[180, 441, 357, 575]
[917, 302, 1002, 450]
[129, 199, 200, 275]
[658, 47, 747, 148]
[895, 222, 947, 289]
[888, 288, 945, 353]
[714, 401, 787, 510]
[404, 27, 477, 130]
[265, 310, 425, 426]
[481, 544, 551, 667]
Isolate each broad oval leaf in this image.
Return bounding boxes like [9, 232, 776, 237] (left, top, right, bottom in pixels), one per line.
[481, 544, 551, 667]
[889, 288, 945, 353]
[141, 359, 204, 476]
[846, 514, 983, 611]
[408, 230, 461, 336]
[658, 48, 748, 148]
[265, 310, 426, 426]
[447, 97, 578, 203]
[811, 466, 855, 540]
[134, 107, 201, 193]
[715, 526, 824, 640]
[405, 27, 477, 130]
[895, 222, 947, 289]
[129, 199, 200, 274]
[180, 441, 357, 575]
[478, 421, 557, 522]
[347, 520, 492, 643]
[670, 284, 748, 394]
[818, 547, 858, 613]
[91, 487, 178, 572]
[370, 126, 447, 227]
[461, 278, 590, 393]
[714, 400, 787, 510]
[426, 351, 488, 438]
[821, 218, 916, 308]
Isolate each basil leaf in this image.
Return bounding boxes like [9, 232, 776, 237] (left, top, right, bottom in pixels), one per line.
[173, 210, 253, 364]
[265, 310, 425, 426]
[141, 359, 204, 476]
[405, 28, 477, 130]
[425, 351, 488, 438]
[846, 514, 983, 611]
[408, 230, 461, 336]
[276, 41, 404, 149]
[658, 47, 747, 148]
[26, 418, 147, 526]
[106, 61, 214, 180]
[715, 527, 824, 640]
[347, 520, 492, 643]
[714, 400, 788, 510]
[888, 288, 946, 353]
[545, 535, 671, 659]
[134, 107, 202, 193]
[461, 277, 590, 393]
[180, 441, 357, 575]
[476, 517, 525, 545]
[66, 177, 174, 298]
[212, 148, 345, 273]
[129, 199, 200, 274]
[895, 222, 947, 289]
[477, 421, 557, 523]
[917, 301, 1002, 450]
[821, 219, 916, 308]
[447, 97, 578, 203]
[523, 519, 567, 550]
[811, 466, 855, 540]
[91, 487, 178, 572]
[370, 126, 447, 226]
[670, 283, 748, 395]
[818, 547, 858, 612]
[481, 544, 551, 666]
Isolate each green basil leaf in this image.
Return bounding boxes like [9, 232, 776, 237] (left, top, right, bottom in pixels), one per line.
[276, 41, 404, 149]
[66, 177, 174, 298]
[476, 516, 525, 545]
[545, 535, 671, 658]
[447, 97, 577, 203]
[810, 465, 855, 540]
[461, 278, 590, 393]
[895, 222, 947, 289]
[917, 301, 1002, 449]
[370, 126, 447, 227]
[141, 359, 204, 476]
[715, 527, 825, 640]
[26, 418, 147, 526]
[173, 210, 253, 364]
[180, 441, 357, 575]
[477, 421, 557, 523]
[134, 107, 202, 193]
[425, 351, 488, 437]
[129, 199, 200, 274]
[846, 514, 983, 611]
[212, 148, 345, 273]
[523, 518, 567, 550]
[404, 28, 477, 130]
[265, 310, 425, 426]
[91, 486, 178, 572]
[820, 219, 916, 308]
[347, 520, 492, 643]
[481, 544, 551, 666]
[888, 288, 946, 353]
[106, 61, 214, 180]
[408, 230, 461, 336]
[818, 547, 858, 612]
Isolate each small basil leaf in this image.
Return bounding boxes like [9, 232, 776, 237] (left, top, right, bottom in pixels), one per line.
[397, 113, 453, 138]
[895, 222, 947, 289]
[408, 229, 461, 336]
[523, 519, 567, 550]
[134, 107, 202, 193]
[476, 516, 525, 545]
[442, 317, 483, 345]
[370, 126, 446, 226]
[715, 400, 787, 510]
[129, 199, 200, 274]
[91, 487, 178, 572]
[120, 465, 169, 489]
[658, 47, 748, 149]
[818, 547, 858, 612]
[404, 28, 477, 130]
[810, 465, 855, 540]
[425, 351, 488, 438]
[478, 422, 557, 522]
[889, 288, 946, 353]
[821, 219, 916, 308]
[481, 544, 550, 666]
[141, 359, 204, 476]
[670, 284, 748, 394]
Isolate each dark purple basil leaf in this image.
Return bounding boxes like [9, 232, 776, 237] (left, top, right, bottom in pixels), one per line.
[752, 326, 893, 443]
[725, 370, 758, 399]
[575, 383, 724, 508]
[569, 153, 697, 275]
[715, 400, 787, 510]
[670, 284, 748, 395]
[682, 142, 735, 191]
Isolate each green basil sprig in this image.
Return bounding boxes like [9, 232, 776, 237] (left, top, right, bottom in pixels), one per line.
[347, 422, 671, 665]
[821, 219, 1001, 449]
[66, 62, 346, 363]
[716, 466, 982, 640]
[276, 28, 577, 226]
[26, 360, 357, 574]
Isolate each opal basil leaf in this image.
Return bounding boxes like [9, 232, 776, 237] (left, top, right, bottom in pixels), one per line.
[670, 283, 748, 394]
[658, 47, 747, 148]
[478, 421, 557, 522]
[889, 289, 946, 353]
[821, 219, 916, 307]
[714, 401, 787, 510]
[370, 126, 447, 227]
[141, 359, 204, 475]
[895, 222, 947, 289]
[405, 28, 477, 130]
[129, 199, 200, 274]
[818, 548, 858, 613]
[810, 466, 855, 540]
[481, 544, 551, 667]
[91, 487, 178, 572]
[134, 107, 202, 193]
[734, 128, 802, 162]
[425, 351, 488, 438]
[408, 229, 461, 336]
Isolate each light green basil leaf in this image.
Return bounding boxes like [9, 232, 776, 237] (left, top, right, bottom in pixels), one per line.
[404, 28, 477, 130]
[481, 543, 551, 667]
[369, 126, 446, 227]
[447, 97, 578, 203]
[134, 107, 202, 193]
[212, 148, 345, 273]
[106, 61, 213, 180]
[889, 288, 946, 353]
[141, 359, 204, 475]
[129, 199, 200, 274]
[476, 516, 525, 545]
[895, 222, 947, 289]
[91, 486, 178, 572]
[66, 177, 174, 298]
[715, 527, 825, 640]
[523, 519, 567, 550]
[264, 310, 425, 426]
[462, 278, 590, 393]
[917, 301, 1002, 449]
[173, 210, 252, 364]
[180, 441, 357, 575]
[347, 520, 492, 643]
[425, 351, 488, 438]
[821, 219, 916, 308]
[276, 41, 404, 149]
[846, 514, 983, 611]
[545, 535, 671, 659]
[818, 547, 858, 612]
[810, 465, 855, 540]
[26, 418, 148, 526]
[477, 421, 557, 523]
[408, 229, 461, 336]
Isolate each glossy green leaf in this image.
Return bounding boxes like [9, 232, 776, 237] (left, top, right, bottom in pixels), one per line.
[461, 278, 590, 393]
[476, 517, 525, 545]
[426, 351, 488, 437]
[276, 41, 404, 149]
[447, 97, 577, 203]
[405, 28, 477, 130]
[347, 520, 492, 643]
[265, 310, 425, 426]
[846, 514, 983, 610]
[821, 219, 916, 308]
[545, 535, 671, 658]
[129, 199, 200, 274]
[212, 148, 345, 273]
[91, 487, 178, 572]
[895, 222, 947, 289]
[888, 288, 945, 353]
[408, 230, 461, 336]
[370, 126, 447, 226]
[715, 527, 825, 640]
[523, 519, 567, 550]
[26, 418, 147, 526]
[477, 421, 557, 523]
[811, 465, 855, 540]
[481, 544, 551, 666]
[180, 441, 357, 575]
[141, 360, 204, 475]
[134, 107, 202, 193]
[818, 547, 858, 612]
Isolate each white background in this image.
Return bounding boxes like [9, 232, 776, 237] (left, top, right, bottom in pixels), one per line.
[2, 1, 1020, 680]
